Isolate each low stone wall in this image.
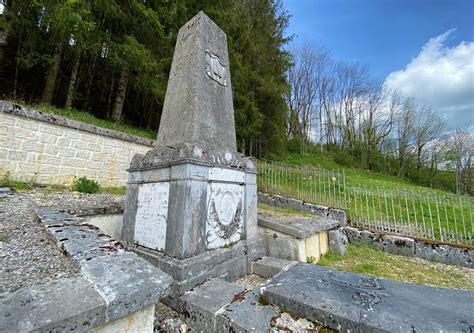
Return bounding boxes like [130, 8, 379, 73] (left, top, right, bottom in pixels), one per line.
[258, 192, 347, 225]
[343, 226, 474, 268]
[0, 205, 172, 332]
[0, 100, 153, 186]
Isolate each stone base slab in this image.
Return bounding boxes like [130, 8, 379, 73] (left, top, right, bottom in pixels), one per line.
[129, 238, 265, 297]
[263, 263, 474, 332]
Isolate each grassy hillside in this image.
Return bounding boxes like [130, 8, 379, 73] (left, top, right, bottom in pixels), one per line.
[274, 152, 455, 195]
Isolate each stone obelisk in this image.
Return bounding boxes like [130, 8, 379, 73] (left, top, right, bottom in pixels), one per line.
[122, 11, 260, 288]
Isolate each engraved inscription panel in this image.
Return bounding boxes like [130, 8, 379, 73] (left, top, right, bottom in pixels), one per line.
[134, 182, 169, 251]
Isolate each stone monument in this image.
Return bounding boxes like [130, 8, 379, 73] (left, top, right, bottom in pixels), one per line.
[122, 11, 262, 293]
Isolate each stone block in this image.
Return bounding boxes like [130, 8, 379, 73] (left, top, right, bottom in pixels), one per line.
[260, 228, 305, 262]
[76, 149, 91, 159]
[0, 147, 7, 159]
[216, 288, 279, 333]
[41, 155, 62, 166]
[91, 304, 155, 333]
[262, 263, 474, 332]
[382, 235, 415, 257]
[88, 143, 103, 152]
[81, 133, 99, 143]
[180, 279, 244, 332]
[58, 137, 71, 147]
[251, 256, 296, 278]
[305, 233, 321, 262]
[40, 133, 57, 144]
[59, 147, 75, 157]
[319, 231, 329, 256]
[258, 215, 340, 239]
[44, 144, 59, 155]
[72, 140, 89, 150]
[40, 124, 64, 136]
[328, 229, 348, 256]
[0, 276, 106, 332]
[22, 141, 43, 153]
[62, 158, 86, 168]
[81, 253, 173, 321]
[415, 241, 473, 268]
[7, 149, 28, 161]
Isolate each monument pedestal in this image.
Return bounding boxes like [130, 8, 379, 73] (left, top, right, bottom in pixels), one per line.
[122, 145, 262, 293]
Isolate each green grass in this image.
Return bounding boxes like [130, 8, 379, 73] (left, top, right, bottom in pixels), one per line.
[258, 203, 311, 218]
[273, 153, 451, 194]
[0, 171, 33, 191]
[258, 157, 473, 244]
[30, 103, 156, 140]
[0, 231, 8, 242]
[100, 186, 126, 195]
[319, 244, 474, 290]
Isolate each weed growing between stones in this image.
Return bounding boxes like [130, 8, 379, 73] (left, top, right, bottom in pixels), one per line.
[71, 176, 100, 194]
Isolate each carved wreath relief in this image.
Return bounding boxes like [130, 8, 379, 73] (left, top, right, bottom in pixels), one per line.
[205, 49, 228, 86]
[206, 184, 243, 249]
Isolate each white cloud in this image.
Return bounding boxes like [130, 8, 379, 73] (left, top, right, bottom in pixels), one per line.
[384, 30, 474, 129]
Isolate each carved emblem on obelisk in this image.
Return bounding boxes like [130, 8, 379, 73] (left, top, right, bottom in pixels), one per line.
[205, 50, 228, 86]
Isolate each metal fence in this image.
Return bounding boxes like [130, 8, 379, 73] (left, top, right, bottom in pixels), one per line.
[257, 160, 474, 246]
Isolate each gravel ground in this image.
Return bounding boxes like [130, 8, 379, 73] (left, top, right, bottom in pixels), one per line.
[234, 274, 267, 290]
[0, 189, 124, 293]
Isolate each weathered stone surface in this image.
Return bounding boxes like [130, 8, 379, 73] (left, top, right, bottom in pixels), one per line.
[263, 263, 474, 332]
[216, 288, 279, 333]
[251, 256, 296, 278]
[260, 228, 305, 261]
[328, 229, 348, 256]
[0, 187, 14, 198]
[180, 278, 244, 332]
[91, 304, 155, 333]
[133, 238, 262, 296]
[36, 206, 126, 264]
[416, 242, 473, 268]
[258, 215, 340, 239]
[0, 276, 106, 332]
[156, 11, 236, 151]
[382, 235, 415, 257]
[81, 253, 173, 321]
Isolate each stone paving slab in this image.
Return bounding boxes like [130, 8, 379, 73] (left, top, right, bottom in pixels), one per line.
[0, 276, 106, 332]
[81, 253, 173, 322]
[262, 263, 474, 332]
[258, 215, 340, 239]
[180, 278, 245, 332]
[216, 287, 279, 333]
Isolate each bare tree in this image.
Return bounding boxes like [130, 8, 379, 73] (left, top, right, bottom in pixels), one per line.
[395, 96, 416, 177]
[447, 128, 474, 194]
[286, 43, 330, 154]
[412, 107, 445, 183]
[359, 86, 398, 169]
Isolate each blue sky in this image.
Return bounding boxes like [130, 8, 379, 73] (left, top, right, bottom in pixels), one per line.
[283, 0, 474, 128]
[283, 0, 474, 80]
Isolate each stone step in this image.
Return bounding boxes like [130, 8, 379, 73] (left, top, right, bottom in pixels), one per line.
[251, 256, 296, 278]
[180, 278, 245, 332]
[262, 263, 474, 332]
[180, 278, 282, 332]
[258, 214, 339, 263]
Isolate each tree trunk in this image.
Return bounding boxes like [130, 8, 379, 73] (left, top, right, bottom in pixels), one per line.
[65, 56, 80, 109]
[111, 66, 130, 121]
[41, 43, 63, 105]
